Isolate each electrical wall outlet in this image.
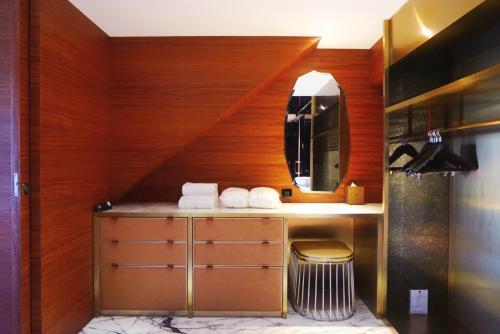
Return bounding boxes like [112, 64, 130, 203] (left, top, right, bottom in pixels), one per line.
[281, 188, 293, 197]
[409, 289, 428, 314]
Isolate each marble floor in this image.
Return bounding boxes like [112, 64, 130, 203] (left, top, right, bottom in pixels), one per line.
[80, 301, 397, 334]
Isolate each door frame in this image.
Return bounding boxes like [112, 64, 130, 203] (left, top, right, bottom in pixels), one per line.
[0, 0, 22, 333]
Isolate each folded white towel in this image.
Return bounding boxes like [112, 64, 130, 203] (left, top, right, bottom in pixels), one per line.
[178, 195, 218, 209]
[182, 182, 218, 196]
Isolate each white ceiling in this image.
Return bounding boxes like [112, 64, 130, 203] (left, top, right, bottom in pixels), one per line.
[69, 0, 406, 49]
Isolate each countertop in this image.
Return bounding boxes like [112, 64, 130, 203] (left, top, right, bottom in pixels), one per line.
[95, 202, 384, 218]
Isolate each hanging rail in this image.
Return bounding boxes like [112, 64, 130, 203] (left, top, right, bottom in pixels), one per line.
[389, 119, 500, 143]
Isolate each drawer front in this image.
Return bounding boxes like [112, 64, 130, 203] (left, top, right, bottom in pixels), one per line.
[100, 266, 186, 310]
[100, 217, 187, 241]
[194, 218, 283, 241]
[100, 242, 186, 265]
[194, 267, 282, 312]
[194, 242, 283, 266]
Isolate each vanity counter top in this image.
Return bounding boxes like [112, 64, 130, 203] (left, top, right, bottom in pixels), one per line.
[95, 202, 383, 218]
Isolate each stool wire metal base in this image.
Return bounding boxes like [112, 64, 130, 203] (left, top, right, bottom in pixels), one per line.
[289, 248, 355, 321]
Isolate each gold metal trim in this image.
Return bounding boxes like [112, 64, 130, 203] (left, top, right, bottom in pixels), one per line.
[99, 264, 187, 268]
[310, 96, 316, 185]
[100, 310, 187, 316]
[389, 119, 500, 142]
[379, 19, 392, 318]
[385, 63, 500, 113]
[193, 240, 283, 244]
[99, 240, 187, 244]
[376, 215, 388, 317]
[389, 0, 484, 64]
[93, 216, 100, 316]
[192, 265, 283, 269]
[193, 311, 283, 317]
[96, 211, 383, 219]
[282, 218, 288, 319]
[187, 215, 193, 317]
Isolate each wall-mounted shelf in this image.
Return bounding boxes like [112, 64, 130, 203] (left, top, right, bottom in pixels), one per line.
[385, 63, 500, 114]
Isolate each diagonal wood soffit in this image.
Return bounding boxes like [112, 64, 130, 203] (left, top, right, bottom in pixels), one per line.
[118, 37, 320, 200]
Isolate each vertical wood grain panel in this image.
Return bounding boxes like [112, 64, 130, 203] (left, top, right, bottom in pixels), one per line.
[111, 41, 383, 203]
[19, 0, 30, 332]
[30, 0, 110, 332]
[0, 0, 21, 333]
[370, 38, 384, 87]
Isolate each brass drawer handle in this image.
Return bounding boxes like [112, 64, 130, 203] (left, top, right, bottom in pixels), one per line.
[111, 217, 118, 223]
[166, 264, 174, 269]
[262, 240, 270, 245]
[111, 240, 119, 245]
[166, 240, 174, 245]
[261, 217, 270, 222]
[206, 217, 214, 221]
[262, 265, 270, 269]
[206, 265, 214, 269]
[206, 240, 214, 245]
[166, 216, 174, 222]
[111, 263, 119, 269]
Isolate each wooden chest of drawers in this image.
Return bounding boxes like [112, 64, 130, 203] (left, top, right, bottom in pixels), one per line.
[193, 217, 285, 316]
[95, 217, 188, 315]
[94, 215, 287, 317]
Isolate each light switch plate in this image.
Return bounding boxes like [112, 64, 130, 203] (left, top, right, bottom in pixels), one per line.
[409, 289, 428, 314]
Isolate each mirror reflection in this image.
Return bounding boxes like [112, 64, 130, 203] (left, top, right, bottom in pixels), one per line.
[284, 71, 349, 192]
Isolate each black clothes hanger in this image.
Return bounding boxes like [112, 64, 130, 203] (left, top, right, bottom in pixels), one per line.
[416, 144, 477, 174]
[404, 130, 477, 175]
[389, 142, 419, 165]
[389, 110, 419, 171]
[403, 131, 443, 175]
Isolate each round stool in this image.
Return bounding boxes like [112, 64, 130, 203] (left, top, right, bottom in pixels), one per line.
[289, 240, 355, 321]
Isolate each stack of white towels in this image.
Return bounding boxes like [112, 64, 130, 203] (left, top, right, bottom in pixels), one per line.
[178, 182, 219, 209]
[178, 182, 282, 209]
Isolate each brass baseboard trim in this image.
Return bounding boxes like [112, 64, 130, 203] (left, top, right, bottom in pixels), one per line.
[193, 311, 283, 317]
[100, 310, 187, 317]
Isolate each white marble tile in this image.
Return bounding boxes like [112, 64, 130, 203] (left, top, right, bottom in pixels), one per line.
[80, 301, 396, 334]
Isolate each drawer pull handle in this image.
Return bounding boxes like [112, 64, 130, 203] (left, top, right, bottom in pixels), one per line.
[166, 240, 174, 245]
[111, 240, 119, 245]
[262, 265, 270, 269]
[206, 240, 214, 245]
[206, 265, 214, 269]
[166, 264, 174, 269]
[111, 217, 118, 223]
[166, 216, 174, 221]
[261, 217, 270, 222]
[206, 217, 214, 221]
[262, 240, 270, 245]
[111, 263, 119, 269]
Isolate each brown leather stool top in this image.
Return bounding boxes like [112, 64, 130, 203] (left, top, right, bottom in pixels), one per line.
[291, 240, 353, 263]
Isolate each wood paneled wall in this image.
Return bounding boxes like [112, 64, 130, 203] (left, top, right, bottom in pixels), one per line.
[30, 0, 110, 332]
[0, 0, 21, 332]
[370, 38, 384, 87]
[19, 0, 31, 332]
[110, 37, 320, 200]
[110, 39, 383, 203]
